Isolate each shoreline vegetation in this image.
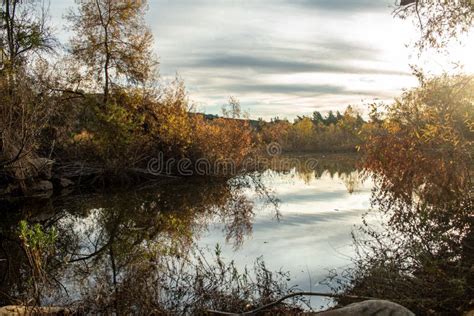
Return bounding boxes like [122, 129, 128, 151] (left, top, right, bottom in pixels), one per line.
[0, 0, 473, 315]
[0, 0, 370, 198]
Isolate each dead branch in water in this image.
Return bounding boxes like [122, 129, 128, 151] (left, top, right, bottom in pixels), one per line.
[207, 291, 375, 315]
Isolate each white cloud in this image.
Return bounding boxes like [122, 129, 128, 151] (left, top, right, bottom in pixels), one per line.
[49, 0, 473, 119]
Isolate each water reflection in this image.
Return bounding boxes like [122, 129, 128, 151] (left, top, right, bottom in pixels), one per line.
[0, 154, 370, 312]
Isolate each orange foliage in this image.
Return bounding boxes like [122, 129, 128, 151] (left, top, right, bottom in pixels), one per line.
[363, 74, 474, 205]
[191, 115, 255, 170]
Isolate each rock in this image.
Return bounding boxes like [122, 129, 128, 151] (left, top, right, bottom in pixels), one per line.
[59, 178, 74, 188]
[28, 158, 54, 180]
[30, 180, 53, 192]
[318, 300, 415, 316]
[25, 180, 54, 197]
[60, 187, 74, 196]
[4, 183, 21, 195]
[0, 305, 71, 315]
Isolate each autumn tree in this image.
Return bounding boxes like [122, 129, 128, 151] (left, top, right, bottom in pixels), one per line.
[0, 0, 56, 191]
[347, 74, 474, 314]
[0, 0, 55, 72]
[192, 98, 255, 173]
[222, 96, 243, 119]
[364, 74, 473, 204]
[260, 119, 291, 146]
[148, 78, 194, 157]
[289, 117, 314, 150]
[337, 106, 363, 134]
[67, 0, 156, 106]
[396, 0, 474, 50]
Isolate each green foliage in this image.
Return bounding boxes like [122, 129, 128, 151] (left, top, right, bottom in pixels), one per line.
[18, 220, 57, 251]
[18, 220, 58, 304]
[0, 0, 55, 68]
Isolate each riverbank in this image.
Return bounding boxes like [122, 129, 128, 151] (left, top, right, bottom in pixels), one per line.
[0, 155, 366, 313]
[0, 151, 361, 199]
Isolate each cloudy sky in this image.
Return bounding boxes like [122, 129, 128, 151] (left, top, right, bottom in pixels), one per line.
[50, 0, 474, 119]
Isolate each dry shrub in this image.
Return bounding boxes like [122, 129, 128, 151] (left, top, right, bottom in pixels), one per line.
[339, 74, 474, 315]
[192, 114, 255, 170]
[145, 86, 256, 175]
[145, 79, 194, 157]
[0, 66, 55, 192]
[79, 248, 305, 315]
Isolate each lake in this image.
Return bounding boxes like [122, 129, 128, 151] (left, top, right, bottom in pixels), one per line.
[0, 154, 373, 312]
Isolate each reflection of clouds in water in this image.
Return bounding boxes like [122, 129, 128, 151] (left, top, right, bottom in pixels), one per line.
[202, 209, 366, 310]
[199, 170, 373, 309]
[2, 158, 375, 312]
[258, 170, 372, 215]
[58, 208, 106, 255]
[254, 210, 367, 228]
[277, 189, 349, 204]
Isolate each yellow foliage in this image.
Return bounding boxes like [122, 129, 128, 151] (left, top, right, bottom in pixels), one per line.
[72, 130, 94, 143]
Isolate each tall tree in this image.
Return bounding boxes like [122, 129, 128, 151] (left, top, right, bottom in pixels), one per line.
[67, 0, 157, 107]
[0, 0, 55, 72]
[312, 111, 324, 125]
[0, 0, 55, 185]
[325, 110, 337, 126]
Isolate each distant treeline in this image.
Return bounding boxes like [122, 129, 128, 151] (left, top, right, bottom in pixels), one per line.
[0, 0, 373, 196]
[0, 0, 259, 195]
[197, 106, 372, 153]
[0, 0, 468, 199]
[259, 106, 370, 152]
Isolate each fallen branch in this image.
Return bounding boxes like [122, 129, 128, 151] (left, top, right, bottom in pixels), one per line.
[207, 291, 375, 315]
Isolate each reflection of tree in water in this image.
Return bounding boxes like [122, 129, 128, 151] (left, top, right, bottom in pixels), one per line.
[0, 175, 280, 310]
[340, 171, 365, 194]
[0, 156, 360, 312]
[339, 176, 473, 315]
[336, 77, 473, 315]
[0, 200, 67, 307]
[268, 153, 362, 188]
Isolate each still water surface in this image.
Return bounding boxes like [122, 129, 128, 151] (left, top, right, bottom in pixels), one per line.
[199, 167, 372, 308]
[0, 154, 373, 310]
